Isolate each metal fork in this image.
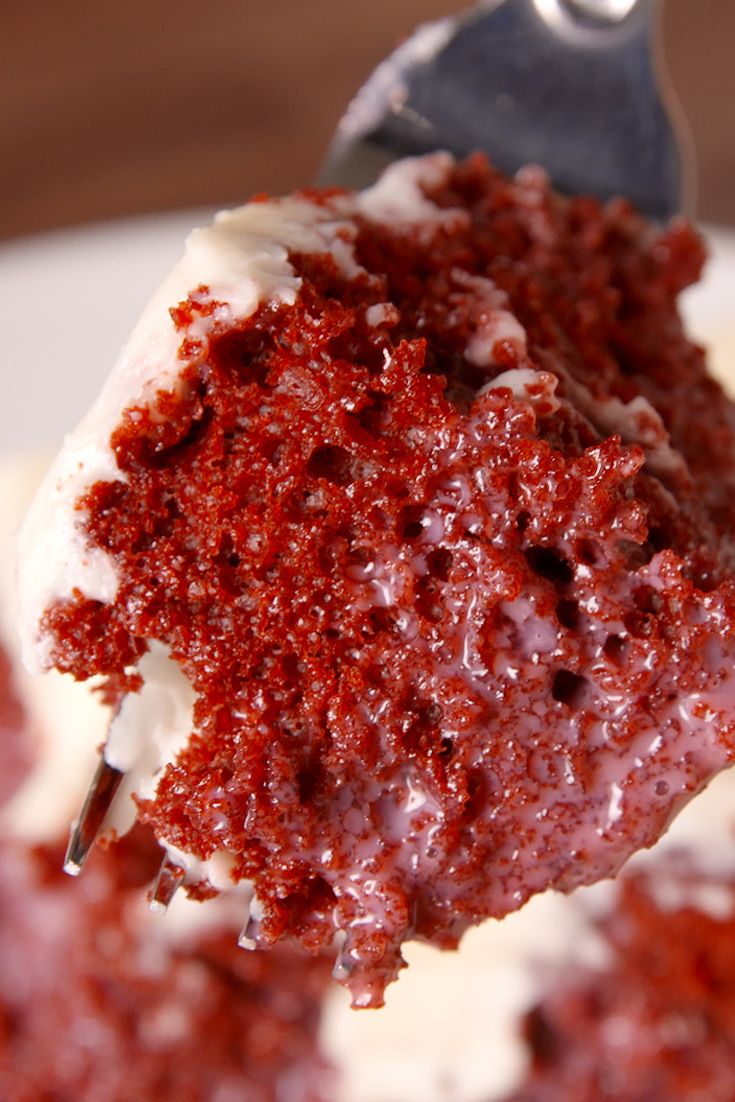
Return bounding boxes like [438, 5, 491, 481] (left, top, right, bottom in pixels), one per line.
[320, 0, 691, 219]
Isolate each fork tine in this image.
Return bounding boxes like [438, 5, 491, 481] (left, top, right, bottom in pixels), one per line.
[237, 910, 261, 950]
[332, 935, 354, 981]
[63, 756, 123, 876]
[148, 853, 186, 913]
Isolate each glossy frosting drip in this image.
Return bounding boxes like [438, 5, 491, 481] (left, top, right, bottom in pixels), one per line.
[24, 154, 735, 1007]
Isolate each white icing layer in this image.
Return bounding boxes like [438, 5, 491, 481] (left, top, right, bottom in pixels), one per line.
[0, 452, 247, 954]
[456, 273, 528, 368]
[358, 152, 458, 225]
[0, 455, 202, 857]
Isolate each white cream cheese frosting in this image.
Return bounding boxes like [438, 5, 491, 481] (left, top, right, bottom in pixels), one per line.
[0, 453, 253, 936]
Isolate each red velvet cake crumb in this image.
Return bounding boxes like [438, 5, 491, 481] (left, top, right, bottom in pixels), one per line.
[0, 827, 331, 1102]
[41, 155, 735, 1006]
[507, 856, 735, 1102]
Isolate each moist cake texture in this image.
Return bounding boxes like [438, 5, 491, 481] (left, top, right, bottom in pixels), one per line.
[17, 153, 735, 1006]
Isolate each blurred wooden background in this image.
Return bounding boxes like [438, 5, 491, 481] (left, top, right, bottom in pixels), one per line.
[2, 0, 735, 241]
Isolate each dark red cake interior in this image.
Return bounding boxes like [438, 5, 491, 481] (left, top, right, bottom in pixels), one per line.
[42, 155, 735, 1006]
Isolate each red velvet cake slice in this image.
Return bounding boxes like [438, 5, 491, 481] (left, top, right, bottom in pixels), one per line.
[17, 152, 735, 1007]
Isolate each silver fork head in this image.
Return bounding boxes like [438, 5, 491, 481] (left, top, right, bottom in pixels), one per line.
[320, 0, 689, 219]
[148, 852, 186, 913]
